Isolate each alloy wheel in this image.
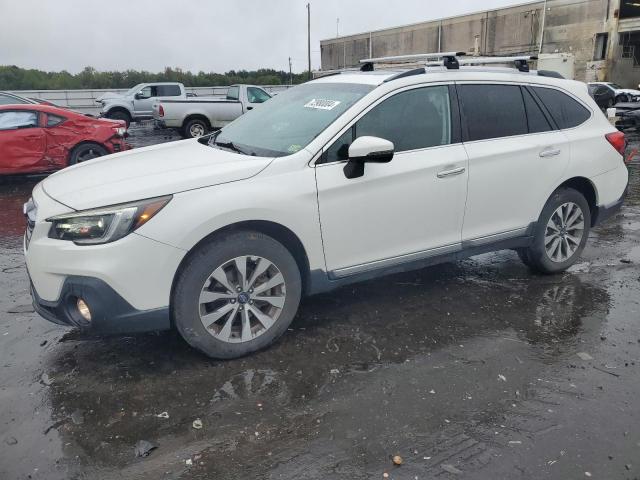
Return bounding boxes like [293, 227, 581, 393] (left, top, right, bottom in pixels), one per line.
[544, 202, 585, 263]
[198, 255, 286, 343]
[189, 123, 206, 137]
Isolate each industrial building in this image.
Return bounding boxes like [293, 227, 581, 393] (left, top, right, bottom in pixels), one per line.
[319, 0, 640, 87]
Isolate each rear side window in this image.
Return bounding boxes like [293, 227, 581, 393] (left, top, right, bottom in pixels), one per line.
[459, 84, 527, 141]
[227, 86, 240, 101]
[522, 88, 552, 133]
[157, 85, 181, 97]
[532, 87, 590, 129]
[46, 114, 65, 127]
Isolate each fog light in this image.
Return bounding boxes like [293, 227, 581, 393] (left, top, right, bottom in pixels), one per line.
[77, 298, 92, 322]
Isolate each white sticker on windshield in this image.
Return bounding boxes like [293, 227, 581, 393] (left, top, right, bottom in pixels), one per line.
[304, 99, 341, 110]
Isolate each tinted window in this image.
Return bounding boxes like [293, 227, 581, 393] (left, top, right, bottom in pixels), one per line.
[522, 88, 552, 133]
[247, 87, 271, 103]
[47, 114, 65, 127]
[532, 87, 590, 129]
[157, 85, 181, 96]
[227, 86, 240, 101]
[459, 84, 527, 141]
[0, 111, 39, 130]
[324, 86, 452, 162]
[0, 93, 30, 105]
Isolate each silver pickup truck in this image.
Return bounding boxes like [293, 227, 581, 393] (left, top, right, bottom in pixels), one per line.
[152, 84, 272, 138]
[97, 82, 188, 126]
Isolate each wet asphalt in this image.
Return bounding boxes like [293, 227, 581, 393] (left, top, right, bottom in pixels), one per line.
[0, 124, 639, 480]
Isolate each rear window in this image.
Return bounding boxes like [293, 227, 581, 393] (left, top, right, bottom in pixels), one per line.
[459, 84, 528, 141]
[522, 88, 552, 133]
[532, 87, 590, 129]
[157, 85, 181, 97]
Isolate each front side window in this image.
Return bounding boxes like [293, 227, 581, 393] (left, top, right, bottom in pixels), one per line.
[324, 85, 452, 163]
[211, 82, 373, 157]
[459, 84, 528, 141]
[247, 87, 271, 103]
[532, 87, 591, 129]
[138, 86, 157, 99]
[0, 111, 39, 130]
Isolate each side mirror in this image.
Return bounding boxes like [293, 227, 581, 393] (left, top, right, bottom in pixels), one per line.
[134, 92, 148, 100]
[343, 136, 394, 179]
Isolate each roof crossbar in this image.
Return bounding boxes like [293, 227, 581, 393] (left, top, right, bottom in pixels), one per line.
[456, 55, 538, 72]
[359, 51, 466, 71]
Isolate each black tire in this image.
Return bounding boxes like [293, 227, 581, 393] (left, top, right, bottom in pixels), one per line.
[183, 118, 209, 139]
[520, 188, 591, 274]
[106, 109, 131, 127]
[172, 230, 302, 359]
[69, 142, 108, 165]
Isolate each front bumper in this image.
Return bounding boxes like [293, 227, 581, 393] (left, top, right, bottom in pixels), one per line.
[30, 274, 171, 334]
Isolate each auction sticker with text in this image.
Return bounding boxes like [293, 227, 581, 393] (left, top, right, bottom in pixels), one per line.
[304, 99, 341, 110]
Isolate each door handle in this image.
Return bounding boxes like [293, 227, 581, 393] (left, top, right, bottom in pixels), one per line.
[437, 167, 466, 178]
[539, 147, 561, 158]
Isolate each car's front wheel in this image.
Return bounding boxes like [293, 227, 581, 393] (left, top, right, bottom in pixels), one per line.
[519, 188, 591, 274]
[172, 230, 302, 359]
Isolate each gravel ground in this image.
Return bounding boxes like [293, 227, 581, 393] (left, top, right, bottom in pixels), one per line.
[0, 124, 639, 479]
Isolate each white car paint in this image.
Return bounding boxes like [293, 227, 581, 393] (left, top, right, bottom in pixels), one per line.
[590, 81, 640, 101]
[25, 68, 629, 339]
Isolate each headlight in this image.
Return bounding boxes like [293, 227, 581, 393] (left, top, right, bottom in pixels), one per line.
[47, 196, 172, 245]
[114, 126, 127, 137]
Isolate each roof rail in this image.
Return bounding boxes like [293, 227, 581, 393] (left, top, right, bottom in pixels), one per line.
[360, 51, 466, 71]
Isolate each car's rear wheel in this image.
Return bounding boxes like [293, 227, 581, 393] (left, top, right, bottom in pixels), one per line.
[183, 118, 209, 139]
[519, 188, 591, 274]
[172, 230, 302, 359]
[106, 110, 131, 127]
[69, 143, 108, 165]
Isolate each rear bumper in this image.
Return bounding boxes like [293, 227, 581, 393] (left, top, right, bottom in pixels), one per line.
[30, 274, 171, 334]
[593, 186, 627, 226]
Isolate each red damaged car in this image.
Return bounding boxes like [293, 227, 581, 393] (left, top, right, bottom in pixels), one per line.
[0, 104, 129, 175]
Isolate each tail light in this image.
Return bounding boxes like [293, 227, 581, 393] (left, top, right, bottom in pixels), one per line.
[159, 105, 165, 117]
[605, 131, 627, 158]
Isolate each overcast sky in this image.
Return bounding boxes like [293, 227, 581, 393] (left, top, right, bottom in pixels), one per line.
[0, 0, 529, 74]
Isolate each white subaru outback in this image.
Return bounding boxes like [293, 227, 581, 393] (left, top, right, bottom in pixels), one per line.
[24, 62, 629, 358]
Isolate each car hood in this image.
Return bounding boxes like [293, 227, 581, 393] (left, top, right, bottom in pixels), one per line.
[616, 88, 640, 96]
[96, 92, 126, 103]
[42, 140, 274, 210]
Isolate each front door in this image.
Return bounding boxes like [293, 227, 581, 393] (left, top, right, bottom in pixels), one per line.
[315, 85, 469, 278]
[0, 110, 47, 174]
[133, 86, 156, 117]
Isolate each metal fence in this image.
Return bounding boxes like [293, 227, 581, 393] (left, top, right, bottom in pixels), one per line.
[8, 85, 293, 115]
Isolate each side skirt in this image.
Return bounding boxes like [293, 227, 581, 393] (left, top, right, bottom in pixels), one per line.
[307, 224, 535, 295]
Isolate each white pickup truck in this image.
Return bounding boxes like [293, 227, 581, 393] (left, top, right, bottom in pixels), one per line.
[152, 84, 272, 138]
[97, 82, 190, 126]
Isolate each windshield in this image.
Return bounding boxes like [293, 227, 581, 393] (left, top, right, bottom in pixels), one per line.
[124, 84, 144, 96]
[210, 82, 374, 157]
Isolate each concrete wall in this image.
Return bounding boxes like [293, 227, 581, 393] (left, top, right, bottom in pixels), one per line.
[320, 0, 616, 83]
[9, 85, 292, 116]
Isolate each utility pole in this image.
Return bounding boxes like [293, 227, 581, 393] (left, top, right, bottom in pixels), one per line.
[336, 17, 339, 37]
[288, 56, 293, 85]
[307, 3, 312, 80]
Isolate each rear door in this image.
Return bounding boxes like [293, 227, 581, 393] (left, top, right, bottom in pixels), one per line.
[458, 82, 570, 243]
[0, 110, 47, 174]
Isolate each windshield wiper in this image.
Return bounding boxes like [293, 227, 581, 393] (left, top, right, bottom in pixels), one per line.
[213, 139, 246, 154]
